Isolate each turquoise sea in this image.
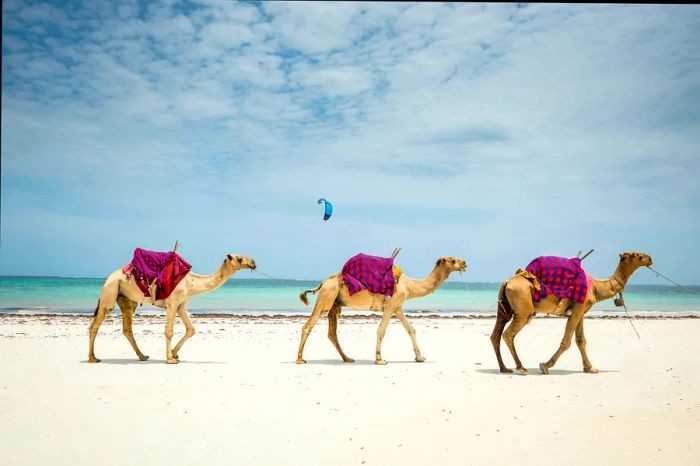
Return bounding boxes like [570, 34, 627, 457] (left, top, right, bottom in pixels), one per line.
[0, 276, 699, 317]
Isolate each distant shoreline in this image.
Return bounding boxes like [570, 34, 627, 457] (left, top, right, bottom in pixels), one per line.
[1, 275, 695, 287]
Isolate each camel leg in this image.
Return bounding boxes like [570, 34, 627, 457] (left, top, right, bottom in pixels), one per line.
[88, 306, 108, 363]
[171, 303, 195, 361]
[296, 283, 338, 364]
[375, 308, 394, 365]
[117, 296, 149, 361]
[327, 304, 354, 363]
[490, 312, 512, 373]
[164, 306, 179, 364]
[539, 309, 586, 374]
[502, 313, 530, 373]
[296, 308, 324, 364]
[575, 318, 598, 373]
[395, 308, 425, 362]
[88, 282, 119, 362]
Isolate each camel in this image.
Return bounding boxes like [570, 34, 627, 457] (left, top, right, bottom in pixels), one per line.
[490, 251, 652, 374]
[88, 254, 256, 364]
[296, 256, 467, 365]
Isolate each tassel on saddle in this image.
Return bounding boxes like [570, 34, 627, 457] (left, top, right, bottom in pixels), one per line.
[147, 279, 158, 305]
[515, 268, 541, 291]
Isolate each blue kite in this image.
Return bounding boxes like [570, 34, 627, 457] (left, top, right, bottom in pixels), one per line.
[317, 198, 333, 221]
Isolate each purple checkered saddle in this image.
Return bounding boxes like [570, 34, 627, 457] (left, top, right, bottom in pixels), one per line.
[341, 253, 396, 296]
[525, 256, 588, 304]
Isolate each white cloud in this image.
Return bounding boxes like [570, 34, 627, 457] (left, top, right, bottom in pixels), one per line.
[291, 64, 375, 96]
[200, 21, 254, 49]
[264, 1, 369, 54]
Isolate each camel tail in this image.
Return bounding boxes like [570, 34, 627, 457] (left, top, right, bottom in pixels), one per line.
[93, 299, 101, 317]
[497, 281, 514, 321]
[299, 282, 324, 306]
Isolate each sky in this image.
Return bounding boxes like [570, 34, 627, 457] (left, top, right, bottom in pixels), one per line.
[1, 1, 699, 284]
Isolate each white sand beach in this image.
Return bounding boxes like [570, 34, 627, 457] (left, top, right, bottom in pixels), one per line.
[1, 314, 699, 466]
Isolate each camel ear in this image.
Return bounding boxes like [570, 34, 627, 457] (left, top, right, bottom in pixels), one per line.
[226, 254, 233, 261]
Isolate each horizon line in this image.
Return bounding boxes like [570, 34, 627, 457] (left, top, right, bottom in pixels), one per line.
[0, 274, 697, 287]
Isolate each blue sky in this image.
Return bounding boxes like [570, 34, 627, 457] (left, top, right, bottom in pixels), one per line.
[1, 1, 699, 284]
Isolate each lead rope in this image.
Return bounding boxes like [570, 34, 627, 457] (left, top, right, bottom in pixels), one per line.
[458, 271, 470, 292]
[614, 291, 640, 339]
[251, 269, 282, 280]
[646, 266, 700, 297]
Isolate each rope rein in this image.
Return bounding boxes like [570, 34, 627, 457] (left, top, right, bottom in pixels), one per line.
[614, 291, 641, 339]
[251, 269, 283, 281]
[646, 266, 700, 296]
[458, 271, 470, 292]
[614, 265, 700, 340]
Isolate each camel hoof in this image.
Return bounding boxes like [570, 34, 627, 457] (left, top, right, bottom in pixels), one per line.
[343, 358, 355, 363]
[539, 363, 549, 374]
[166, 358, 179, 364]
[88, 357, 101, 363]
[296, 359, 307, 364]
[415, 356, 426, 363]
[139, 355, 150, 361]
[375, 359, 388, 365]
[499, 367, 513, 374]
[584, 367, 599, 374]
[517, 367, 528, 374]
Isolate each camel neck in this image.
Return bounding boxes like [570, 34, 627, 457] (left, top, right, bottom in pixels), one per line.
[189, 261, 238, 296]
[404, 266, 450, 299]
[592, 261, 636, 303]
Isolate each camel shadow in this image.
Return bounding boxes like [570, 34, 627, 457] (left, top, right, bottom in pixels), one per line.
[80, 359, 224, 365]
[475, 368, 620, 376]
[283, 359, 436, 366]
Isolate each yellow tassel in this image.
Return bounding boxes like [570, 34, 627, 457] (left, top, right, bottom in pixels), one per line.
[515, 268, 540, 291]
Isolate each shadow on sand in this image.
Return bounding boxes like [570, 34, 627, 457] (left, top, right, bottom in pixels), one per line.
[282, 359, 436, 366]
[80, 359, 224, 365]
[475, 368, 620, 376]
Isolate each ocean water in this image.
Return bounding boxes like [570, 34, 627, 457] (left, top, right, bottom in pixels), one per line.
[0, 276, 699, 317]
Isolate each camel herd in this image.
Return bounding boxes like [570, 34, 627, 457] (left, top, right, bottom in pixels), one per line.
[87, 251, 652, 374]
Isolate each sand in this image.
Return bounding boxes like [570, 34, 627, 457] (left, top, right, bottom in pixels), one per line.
[1, 314, 699, 466]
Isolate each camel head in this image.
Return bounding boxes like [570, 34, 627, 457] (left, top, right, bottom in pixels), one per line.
[619, 251, 652, 268]
[225, 254, 257, 270]
[435, 256, 467, 273]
